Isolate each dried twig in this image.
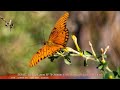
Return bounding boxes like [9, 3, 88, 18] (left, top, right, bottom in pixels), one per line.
[0, 15, 14, 31]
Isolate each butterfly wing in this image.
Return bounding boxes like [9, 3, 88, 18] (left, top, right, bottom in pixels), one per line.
[49, 12, 69, 46]
[29, 44, 63, 67]
[29, 12, 69, 67]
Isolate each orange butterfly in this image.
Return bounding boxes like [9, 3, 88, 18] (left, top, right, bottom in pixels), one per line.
[29, 12, 69, 67]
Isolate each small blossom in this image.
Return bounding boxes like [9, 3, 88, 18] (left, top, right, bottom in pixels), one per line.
[89, 41, 96, 57]
[101, 48, 104, 54]
[71, 35, 81, 52]
[104, 46, 109, 54]
[65, 47, 80, 55]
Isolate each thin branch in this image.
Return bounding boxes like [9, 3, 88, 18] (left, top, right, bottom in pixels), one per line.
[0, 15, 14, 31]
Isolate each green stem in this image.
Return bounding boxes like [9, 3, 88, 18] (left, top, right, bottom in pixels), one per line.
[106, 66, 112, 72]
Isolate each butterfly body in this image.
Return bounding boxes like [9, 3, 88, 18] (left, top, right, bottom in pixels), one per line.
[29, 12, 69, 67]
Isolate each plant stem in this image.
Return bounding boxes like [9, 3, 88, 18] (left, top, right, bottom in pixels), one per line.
[106, 66, 112, 72]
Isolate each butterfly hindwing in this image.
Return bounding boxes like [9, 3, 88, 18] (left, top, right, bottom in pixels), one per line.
[29, 44, 63, 67]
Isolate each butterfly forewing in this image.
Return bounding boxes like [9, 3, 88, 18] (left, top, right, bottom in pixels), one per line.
[49, 12, 69, 46]
[54, 12, 69, 29]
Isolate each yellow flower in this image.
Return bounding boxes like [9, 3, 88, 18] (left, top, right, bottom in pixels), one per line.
[71, 35, 81, 52]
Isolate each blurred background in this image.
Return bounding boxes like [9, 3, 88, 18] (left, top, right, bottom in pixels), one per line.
[0, 11, 120, 79]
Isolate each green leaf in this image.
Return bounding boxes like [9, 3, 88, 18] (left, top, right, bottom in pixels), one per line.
[68, 52, 73, 56]
[50, 58, 54, 62]
[97, 54, 107, 59]
[117, 67, 120, 75]
[113, 71, 118, 77]
[48, 56, 55, 62]
[103, 72, 114, 79]
[83, 50, 92, 57]
[97, 65, 104, 70]
[118, 75, 120, 78]
[64, 57, 71, 65]
[97, 62, 108, 71]
[48, 55, 59, 62]
[84, 59, 88, 67]
[103, 54, 107, 58]
[114, 67, 120, 78]
[59, 50, 64, 53]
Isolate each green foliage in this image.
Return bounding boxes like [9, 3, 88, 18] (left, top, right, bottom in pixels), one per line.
[83, 50, 92, 57]
[64, 55, 71, 65]
[49, 35, 120, 79]
[112, 67, 120, 78]
[103, 72, 114, 79]
[84, 59, 88, 67]
[83, 51, 92, 67]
